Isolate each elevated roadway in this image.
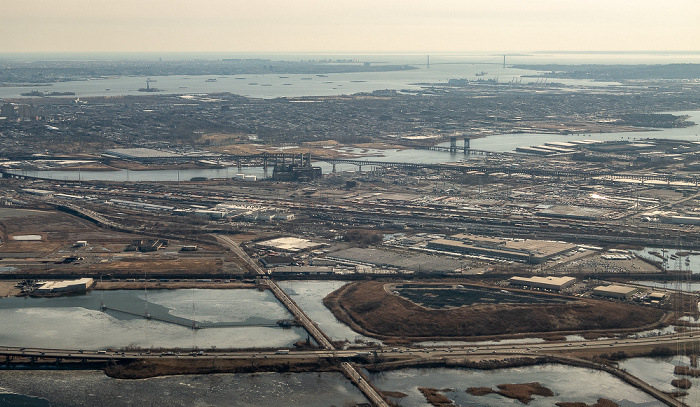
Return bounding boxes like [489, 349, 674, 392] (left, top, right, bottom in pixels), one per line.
[214, 235, 386, 404]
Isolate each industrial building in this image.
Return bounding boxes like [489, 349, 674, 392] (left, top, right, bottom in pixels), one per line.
[509, 276, 576, 291]
[271, 266, 334, 275]
[271, 153, 322, 181]
[427, 234, 577, 264]
[255, 237, 324, 253]
[109, 199, 174, 212]
[260, 255, 296, 268]
[36, 278, 94, 294]
[592, 285, 638, 299]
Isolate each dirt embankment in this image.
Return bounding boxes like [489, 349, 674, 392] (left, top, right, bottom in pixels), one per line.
[104, 357, 340, 379]
[324, 281, 666, 340]
[0, 281, 20, 298]
[96, 281, 254, 291]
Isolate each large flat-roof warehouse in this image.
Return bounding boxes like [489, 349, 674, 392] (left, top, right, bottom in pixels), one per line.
[36, 278, 94, 294]
[427, 234, 576, 264]
[593, 285, 638, 299]
[255, 237, 324, 253]
[509, 276, 576, 291]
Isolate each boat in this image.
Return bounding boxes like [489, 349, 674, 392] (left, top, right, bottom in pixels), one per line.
[476, 71, 487, 76]
[205, 78, 217, 82]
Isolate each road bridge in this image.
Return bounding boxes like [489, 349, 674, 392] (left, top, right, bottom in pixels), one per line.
[598, 173, 700, 185]
[214, 234, 389, 406]
[5, 159, 698, 185]
[318, 159, 609, 178]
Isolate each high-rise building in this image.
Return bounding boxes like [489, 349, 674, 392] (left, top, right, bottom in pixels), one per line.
[0, 103, 16, 118]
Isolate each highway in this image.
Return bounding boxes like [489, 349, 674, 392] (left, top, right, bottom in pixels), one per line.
[2, 331, 698, 407]
[2, 331, 699, 361]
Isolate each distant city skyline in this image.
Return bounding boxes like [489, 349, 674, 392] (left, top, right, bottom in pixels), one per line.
[3, 0, 699, 54]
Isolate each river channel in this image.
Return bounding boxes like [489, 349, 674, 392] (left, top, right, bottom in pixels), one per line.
[1, 362, 683, 407]
[0, 370, 366, 407]
[8, 109, 700, 182]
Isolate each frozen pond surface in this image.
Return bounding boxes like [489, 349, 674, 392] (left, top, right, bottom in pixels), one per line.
[277, 280, 381, 345]
[0, 289, 307, 349]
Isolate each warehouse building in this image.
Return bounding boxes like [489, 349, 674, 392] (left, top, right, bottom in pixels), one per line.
[592, 285, 638, 299]
[509, 276, 576, 291]
[271, 266, 334, 276]
[427, 234, 576, 264]
[36, 278, 94, 294]
[255, 237, 324, 253]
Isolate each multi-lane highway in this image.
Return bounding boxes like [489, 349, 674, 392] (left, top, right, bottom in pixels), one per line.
[1, 330, 698, 361]
[2, 331, 697, 407]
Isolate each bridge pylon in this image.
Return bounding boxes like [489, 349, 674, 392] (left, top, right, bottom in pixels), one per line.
[449, 136, 457, 153]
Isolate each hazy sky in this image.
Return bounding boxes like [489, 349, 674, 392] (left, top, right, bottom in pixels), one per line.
[3, 0, 699, 53]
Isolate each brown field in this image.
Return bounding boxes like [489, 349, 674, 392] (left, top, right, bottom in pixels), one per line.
[0, 281, 20, 297]
[53, 162, 122, 172]
[85, 256, 223, 275]
[0, 208, 153, 252]
[0, 208, 236, 276]
[324, 281, 666, 340]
